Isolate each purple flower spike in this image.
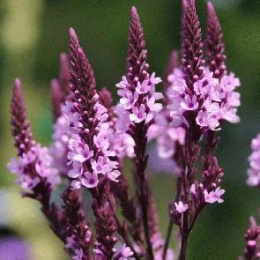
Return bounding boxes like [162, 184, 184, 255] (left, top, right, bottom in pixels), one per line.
[116, 6, 164, 260]
[63, 28, 120, 189]
[206, 2, 227, 78]
[8, 80, 60, 190]
[127, 6, 148, 83]
[8, 80, 64, 244]
[182, 0, 204, 89]
[11, 79, 34, 156]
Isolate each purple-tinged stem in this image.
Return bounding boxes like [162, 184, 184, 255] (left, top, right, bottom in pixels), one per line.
[111, 173, 144, 247]
[162, 220, 174, 260]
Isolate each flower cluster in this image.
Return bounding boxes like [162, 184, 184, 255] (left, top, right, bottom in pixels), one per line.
[166, 67, 240, 131]
[116, 73, 163, 131]
[151, 47, 240, 162]
[8, 144, 60, 190]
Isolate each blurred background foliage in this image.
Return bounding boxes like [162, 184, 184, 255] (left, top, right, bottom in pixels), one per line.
[0, 0, 259, 259]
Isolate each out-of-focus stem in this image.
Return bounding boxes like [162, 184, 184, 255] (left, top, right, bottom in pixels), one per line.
[178, 232, 189, 260]
[162, 220, 174, 260]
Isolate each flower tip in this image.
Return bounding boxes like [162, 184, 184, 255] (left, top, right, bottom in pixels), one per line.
[14, 78, 21, 89]
[13, 79, 23, 96]
[69, 27, 77, 40]
[182, 0, 188, 9]
[207, 1, 215, 12]
[187, 0, 196, 8]
[131, 6, 137, 16]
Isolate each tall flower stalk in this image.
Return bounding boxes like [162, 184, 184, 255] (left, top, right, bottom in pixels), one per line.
[151, 1, 240, 259]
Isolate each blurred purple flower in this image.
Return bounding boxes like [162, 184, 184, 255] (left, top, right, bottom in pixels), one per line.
[0, 237, 31, 260]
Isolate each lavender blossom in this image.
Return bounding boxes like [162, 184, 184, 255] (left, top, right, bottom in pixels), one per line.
[247, 134, 260, 187]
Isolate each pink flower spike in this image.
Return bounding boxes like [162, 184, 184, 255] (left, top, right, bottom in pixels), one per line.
[174, 201, 188, 214]
[204, 187, 225, 203]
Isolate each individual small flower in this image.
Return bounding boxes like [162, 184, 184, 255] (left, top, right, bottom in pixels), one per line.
[180, 94, 198, 111]
[130, 104, 148, 123]
[174, 201, 188, 214]
[68, 139, 94, 163]
[204, 187, 225, 203]
[81, 171, 99, 188]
